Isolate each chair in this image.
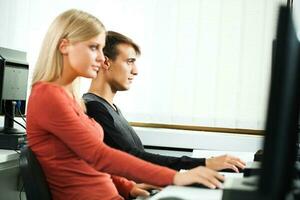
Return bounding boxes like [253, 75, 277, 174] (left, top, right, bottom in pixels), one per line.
[19, 146, 52, 200]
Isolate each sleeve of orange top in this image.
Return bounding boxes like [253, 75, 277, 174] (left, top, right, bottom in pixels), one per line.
[31, 84, 176, 186]
[111, 175, 134, 199]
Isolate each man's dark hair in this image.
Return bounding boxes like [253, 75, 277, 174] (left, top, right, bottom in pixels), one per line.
[103, 31, 141, 60]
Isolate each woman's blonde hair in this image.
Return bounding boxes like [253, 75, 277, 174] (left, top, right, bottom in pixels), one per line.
[32, 9, 105, 89]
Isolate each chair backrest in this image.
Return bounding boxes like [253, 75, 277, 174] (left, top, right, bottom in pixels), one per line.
[19, 146, 52, 200]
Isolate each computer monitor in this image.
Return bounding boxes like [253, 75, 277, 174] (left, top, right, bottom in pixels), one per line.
[259, 5, 300, 199]
[222, 5, 300, 200]
[0, 47, 28, 149]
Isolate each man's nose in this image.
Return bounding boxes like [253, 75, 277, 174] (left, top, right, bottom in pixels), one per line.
[132, 64, 138, 75]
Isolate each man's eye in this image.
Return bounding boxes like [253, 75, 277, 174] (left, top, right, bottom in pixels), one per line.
[127, 59, 135, 64]
[90, 45, 98, 51]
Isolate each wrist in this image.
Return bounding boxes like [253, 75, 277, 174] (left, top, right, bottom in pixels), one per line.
[128, 182, 136, 198]
[173, 172, 180, 185]
[173, 172, 186, 186]
[205, 158, 211, 168]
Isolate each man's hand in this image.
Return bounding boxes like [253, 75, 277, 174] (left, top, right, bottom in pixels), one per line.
[205, 154, 246, 172]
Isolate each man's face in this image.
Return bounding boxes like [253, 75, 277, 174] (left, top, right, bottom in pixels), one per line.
[107, 43, 138, 91]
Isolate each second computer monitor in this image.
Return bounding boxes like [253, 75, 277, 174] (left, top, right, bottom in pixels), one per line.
[259, 5, 300, 200]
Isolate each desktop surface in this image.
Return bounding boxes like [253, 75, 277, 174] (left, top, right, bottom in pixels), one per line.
[0, 149, 26, 200]
[148, 185, 223, 200]
[192, 149, 255, 163]
[145, 149, 256, 200]
[0, 149, 19, 163]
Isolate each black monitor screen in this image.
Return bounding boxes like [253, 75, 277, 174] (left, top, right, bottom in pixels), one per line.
[259, 6, 300, 200]
[0, 48, 28, 117]
[0, 47, 28, 133]
[1, 63, 28, 100]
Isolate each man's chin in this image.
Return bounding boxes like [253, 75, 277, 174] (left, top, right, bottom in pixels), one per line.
[118, 86, 130, 91]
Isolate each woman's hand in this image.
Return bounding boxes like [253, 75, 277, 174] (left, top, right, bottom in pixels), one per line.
[205, 154, 246, 172]
[129, 183, 161, 198]
[173, 166, 224, 189]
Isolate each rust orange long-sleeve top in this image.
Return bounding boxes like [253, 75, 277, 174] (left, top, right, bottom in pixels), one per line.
[26, 82, 176, 200]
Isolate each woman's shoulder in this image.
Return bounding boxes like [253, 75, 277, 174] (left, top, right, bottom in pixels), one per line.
[33, 81, 63, 91]
[31, 81, 68, 102]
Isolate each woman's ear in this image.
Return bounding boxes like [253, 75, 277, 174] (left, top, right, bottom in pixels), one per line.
[102, 56, 111, 70]
[59, 39, 70, 55]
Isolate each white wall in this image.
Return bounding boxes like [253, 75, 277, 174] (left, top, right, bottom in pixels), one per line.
[294, 0, 300, 39]
[0, 0, 292, 131]
[0, 115, 263, 152]
[134, 127, 263, 152]
[4, 0, 300, 152]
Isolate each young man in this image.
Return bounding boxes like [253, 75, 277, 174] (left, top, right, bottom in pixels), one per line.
[83, 31, 245, 172]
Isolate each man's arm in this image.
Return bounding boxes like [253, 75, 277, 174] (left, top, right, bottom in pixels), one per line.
[85, 101, 205, 170]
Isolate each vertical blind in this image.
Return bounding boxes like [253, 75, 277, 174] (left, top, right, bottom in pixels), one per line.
[0, 0, 289, 130]
[111, 0, 287, 130]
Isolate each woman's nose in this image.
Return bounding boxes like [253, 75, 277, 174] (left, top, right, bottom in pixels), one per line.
[97, 50, 105, 63]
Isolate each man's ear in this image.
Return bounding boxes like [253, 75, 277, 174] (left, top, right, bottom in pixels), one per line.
[102, 56, 111, 70]
[59, 39, 70, 55]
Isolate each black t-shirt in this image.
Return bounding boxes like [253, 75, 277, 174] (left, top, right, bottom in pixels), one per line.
[83, 93, 205, 170]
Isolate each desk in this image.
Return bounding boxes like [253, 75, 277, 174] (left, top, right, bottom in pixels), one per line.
[0, 149, 19, 162]
[149, 186, 222, 200]
[192, 149, 255, 163]
[148, 150, 256, 200]
[0, 150, 26, 200]
[147, 176, 243, 200]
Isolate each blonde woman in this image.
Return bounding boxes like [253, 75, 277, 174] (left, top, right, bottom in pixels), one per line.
[27, 9, 224, 200]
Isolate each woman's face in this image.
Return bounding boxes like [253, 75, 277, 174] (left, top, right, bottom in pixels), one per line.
[63, 32, 106, 79]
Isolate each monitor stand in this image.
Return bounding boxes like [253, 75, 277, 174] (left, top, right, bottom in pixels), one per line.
[0, 101, 26, 150]
[0, 132, 26, 150]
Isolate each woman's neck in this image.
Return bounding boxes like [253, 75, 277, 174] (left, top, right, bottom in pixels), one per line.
[53, 78, 75, 99]
[53, 63, 77, 99]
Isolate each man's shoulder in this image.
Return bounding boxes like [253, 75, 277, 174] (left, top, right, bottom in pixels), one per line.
[83, 93, 114, 116]
[83, 93, 108, 107]
[83, 93, 100, 102]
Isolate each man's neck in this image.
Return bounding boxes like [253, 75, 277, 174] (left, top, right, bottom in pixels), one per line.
[88, 83, 116, 107]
